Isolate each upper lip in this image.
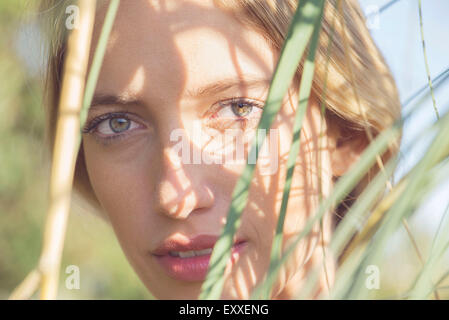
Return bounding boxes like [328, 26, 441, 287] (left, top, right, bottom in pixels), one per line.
[152, 234, 245, 256]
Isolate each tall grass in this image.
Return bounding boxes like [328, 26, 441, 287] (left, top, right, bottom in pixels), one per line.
[199, 0, 326, 300]
[200, 0, 449, 300]
[9, 0, 120, 300]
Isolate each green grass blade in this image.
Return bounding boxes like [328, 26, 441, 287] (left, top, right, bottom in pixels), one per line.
[331, 157, 449, 299]
[277, 77, 443, 299]
[418, 0, 439, 120]
[336, 97, 447, 265]
[80, 0, 120, 131]
[251, 118, 401, 299]
[408, 198, 449, 299]
[328, 104, 449, 298]
[198, 0, 325, 300]
[257, 1, 324, 300]
[343, 110, 449, 299]
[253, 57, 438, 299]
[297, 155, 398, 299]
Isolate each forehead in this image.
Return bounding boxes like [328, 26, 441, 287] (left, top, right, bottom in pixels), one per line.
[91, 0, 277, 102]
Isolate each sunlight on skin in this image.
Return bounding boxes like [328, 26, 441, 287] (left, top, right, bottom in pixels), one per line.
[81, 0, 337, 299]
[124, 66, 146, 98]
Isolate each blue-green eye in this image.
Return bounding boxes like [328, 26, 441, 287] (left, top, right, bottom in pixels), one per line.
[95, 116, 139, 135]
[83, 112, 145, 139]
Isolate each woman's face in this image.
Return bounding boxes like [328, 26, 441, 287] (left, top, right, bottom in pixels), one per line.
[82, 0, 334, 299]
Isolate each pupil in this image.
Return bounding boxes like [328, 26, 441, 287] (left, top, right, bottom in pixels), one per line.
[110, 118, 131, 133]
[232, 102, 252, 117]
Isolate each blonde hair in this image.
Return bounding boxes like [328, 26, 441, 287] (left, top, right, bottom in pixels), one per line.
[42, 0, 401, 225]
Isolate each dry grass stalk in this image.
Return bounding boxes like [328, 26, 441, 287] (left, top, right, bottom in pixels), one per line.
[9, 0, 97, 300]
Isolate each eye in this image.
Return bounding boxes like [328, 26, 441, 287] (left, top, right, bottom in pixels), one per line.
[231, 102, 253, 117]
[100, 117, 132, 134]
[83, 112, 146, 140]
[206, 98, 264, 131]
[96, 116, 143, 137]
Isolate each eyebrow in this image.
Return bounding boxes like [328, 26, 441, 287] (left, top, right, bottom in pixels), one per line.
[90, 94, 143, 109]
[90, 76, 272, 109]
[185, 76, 272, 98]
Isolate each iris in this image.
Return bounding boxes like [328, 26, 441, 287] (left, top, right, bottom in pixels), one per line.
[232, 102, 252, 117]
[109, 118, 131, 133]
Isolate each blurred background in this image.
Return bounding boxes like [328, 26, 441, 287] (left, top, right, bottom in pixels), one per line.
[0, 0, 151, 299]
[0, 0, 448, 299]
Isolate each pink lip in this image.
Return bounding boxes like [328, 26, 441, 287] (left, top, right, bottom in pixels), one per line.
[152, 235, 247, 282]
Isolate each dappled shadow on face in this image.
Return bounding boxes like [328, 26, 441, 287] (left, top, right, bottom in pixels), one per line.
[80, 0, 335, 299]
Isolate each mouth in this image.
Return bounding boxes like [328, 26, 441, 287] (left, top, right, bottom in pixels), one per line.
[152, 234, 247, 282]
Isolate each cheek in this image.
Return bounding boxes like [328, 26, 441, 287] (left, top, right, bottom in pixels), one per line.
[81, 140, 157, 250]
[246, 139, 317, 247]
[242, 104, 330, 261]
[225, 124, 319, 298]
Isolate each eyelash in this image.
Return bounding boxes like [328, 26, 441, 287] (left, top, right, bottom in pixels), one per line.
[82, 97, 264, 144]
[82, 112, 127, 133]
[82, 112, 143, 145]
[206, 97, 264, 129]
[217, 97, 263, 113]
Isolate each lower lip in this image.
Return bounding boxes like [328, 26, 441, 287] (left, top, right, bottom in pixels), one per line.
[154, 242, 247, 282]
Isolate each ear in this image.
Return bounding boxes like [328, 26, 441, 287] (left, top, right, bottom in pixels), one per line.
[328, 119, 369, 178]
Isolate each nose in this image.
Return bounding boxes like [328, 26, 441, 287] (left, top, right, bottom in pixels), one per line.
[154, 147, 215, 219]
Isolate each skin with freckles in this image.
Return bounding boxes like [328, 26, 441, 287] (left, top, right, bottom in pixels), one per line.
[81, 0, 361, 299]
